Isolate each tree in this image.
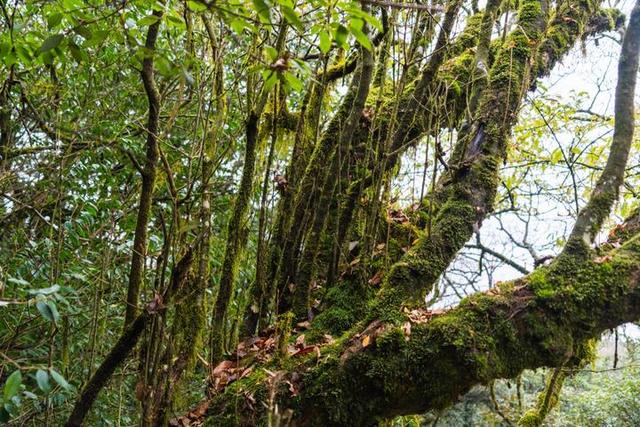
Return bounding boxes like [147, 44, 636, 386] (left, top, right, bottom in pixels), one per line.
[0, 0, 638, 425]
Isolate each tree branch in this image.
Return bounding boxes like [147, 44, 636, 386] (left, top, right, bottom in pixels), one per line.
[568, 0, 640, 249]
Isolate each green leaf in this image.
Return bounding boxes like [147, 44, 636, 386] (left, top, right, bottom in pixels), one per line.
[23, 391, 37, 399]
[69, 271, 87, 282]
[38, 34, 64, 54]
[283, 71, 302, 91]
[166, 14, 185, 29]
[334, 24, 349, 49]
[550, 148, 563, 164]
[15, 45, 32, 64]
[73, 26, 92, 40]
[36, 300, 60, 323]
[7, 277, 29, 286]
[35, 369, 51, 393]
[251, 0, 271, 24]
[281, 6, 303, 30]
[262, 70, 278, 92]
[344, 5, 382, 31]
[349, 21, 372, 50]
[27, 284, 60, 296]
[49, 369, 72, 390]
[138, 15, 161, 26]
[47, 12, 63, 29]
[3, 371, 22, 401]
[230, 19, 245, 34]
[186, 0, 208, 11]
[318, 31, 331, 53]
[67, 42, 87, 63]
[264, 46, 278, 61]
[155, 56, 175, 77]
[83, 30, 109, 47]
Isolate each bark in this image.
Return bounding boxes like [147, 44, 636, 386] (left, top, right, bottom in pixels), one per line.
[195, 2, 640, 426]
[207, 216, 640, 426]
[65, 312, 149, 427]
[65, 248, 194, 426]
[289, 38, 375, 319]
[568, 0, 640, 249]
[209, 111, 261, 363]
[210, 22, 288, 363]
[124, 9, 163, 327]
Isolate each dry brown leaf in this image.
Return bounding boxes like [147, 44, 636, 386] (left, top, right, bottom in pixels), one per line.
[402, 321, 411, 340]
[368, 271, 382, 285]
[595, 255, 613, 264]
[292, 345, 317, 357]
[135, 380, 145, 401]
[296, 320, 311, 329]
[212, 360, 235, 375]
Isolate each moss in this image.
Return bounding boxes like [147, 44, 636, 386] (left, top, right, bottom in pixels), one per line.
[275, 311, 295, 361]
[307, 278, 373, 341]
[173, 275, 206, 371]
[517, 340, 596, 427]
[584, 8, 625, 38]
[207, 370, 270, 426]
[448, 12, 487, 57]
[208, 229, 640, 426]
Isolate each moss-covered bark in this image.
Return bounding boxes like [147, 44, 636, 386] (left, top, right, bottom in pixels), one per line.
[190, 2, 640, 426]
[370, 0, 610, 318]
[124, 10, 163, 328]
[205, 228, 640, 426]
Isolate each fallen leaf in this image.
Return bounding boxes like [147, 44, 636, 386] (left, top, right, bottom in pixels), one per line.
[213, 360, 236, 375]
[595, 255, 613, 264]
[402, 321, 411, 339]
[368, 271, 382, 285]
[296, 321, 311, 329]
[240, 367, 253, 378]
[292, 345, 317, 357]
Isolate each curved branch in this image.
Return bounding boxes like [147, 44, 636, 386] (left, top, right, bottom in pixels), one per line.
[568, 0, 640, 249]
[202, 214, 640, 426]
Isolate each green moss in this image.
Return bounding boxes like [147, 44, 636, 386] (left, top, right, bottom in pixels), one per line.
[275, 312, 295, 361]
[208, 370, 270, 426]
[209, 230, 640, 426]
[449, 12, 487, 57]
[307, 278, 373, 341]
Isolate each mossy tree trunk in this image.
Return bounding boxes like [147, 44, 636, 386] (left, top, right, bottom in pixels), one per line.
[200, 0, 640, 426]
[62, 0, 636, 424]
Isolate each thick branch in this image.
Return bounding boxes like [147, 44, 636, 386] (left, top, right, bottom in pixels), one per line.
[205, 220, 640, 426]
[568, 0, 640, 248]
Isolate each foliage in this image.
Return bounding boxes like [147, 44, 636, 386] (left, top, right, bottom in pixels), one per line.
[0, 0, 637, 425]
